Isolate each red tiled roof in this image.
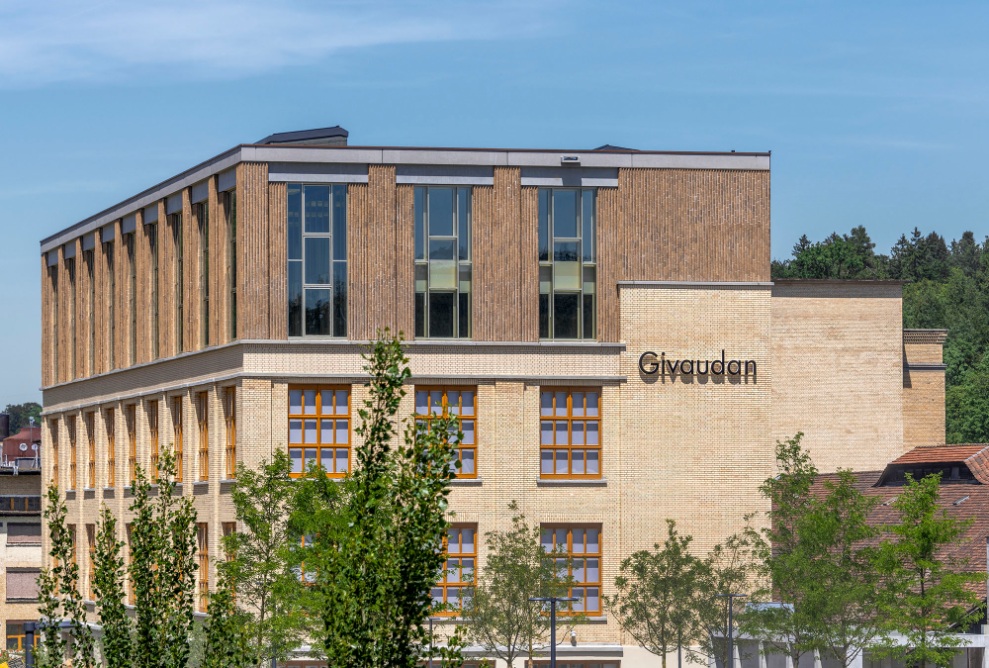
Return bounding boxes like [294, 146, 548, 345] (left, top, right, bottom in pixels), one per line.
[885, 444, 989, 484]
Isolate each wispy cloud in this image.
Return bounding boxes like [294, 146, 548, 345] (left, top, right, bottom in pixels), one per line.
[0, 0, 554, 88]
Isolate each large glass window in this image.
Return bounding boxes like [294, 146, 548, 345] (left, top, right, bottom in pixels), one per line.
[540, 389, 601, 478]
[415, 187, 471, 338]
[432, 524, 476, 616]
[540, 525, 602, 614]
[287, 184, 347, 337]
[287, 387, 351, 477]
[414, 388, 477, 477]
[538, 189, 596, 339]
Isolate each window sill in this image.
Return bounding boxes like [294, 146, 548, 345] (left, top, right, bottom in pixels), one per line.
[536, 478, 608, 487]
[65, 490, 76, 500]
[193, 481, 209, 494]
[102, 487, 115, 498]
[450, 477, 483, 487]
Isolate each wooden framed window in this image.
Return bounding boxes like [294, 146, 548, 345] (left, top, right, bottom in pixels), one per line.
[126, 404, 137, 485]
[6, 621, 40, 652]
[148, 400, 159, 481]
[197, 392, 209, 481]
[172, 396, 183, 482]
[85, 412, 96, 488]
[67, 415, 77, 491]
[414, 388, 477, 477]
[224, 388, 236, 479]
[86, 524, 96, 599]
[540, 525, 602, 614]
[105, 408, 115, 489]
[287, 386, 350, 477]
[539, 389, 601, 478]
[221, 522, 236, 562]
[432, 524, 476, 616]
[197, 523, 209, 612]
[48, 418, 59, 486]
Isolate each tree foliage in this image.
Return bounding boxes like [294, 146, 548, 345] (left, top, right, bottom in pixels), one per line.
[93, 504, 132, 668]
[200, 572, 255, 668]
[773, 226, 989, 442]
[464, 502, 576, 667]
[2, 401, 42, 435]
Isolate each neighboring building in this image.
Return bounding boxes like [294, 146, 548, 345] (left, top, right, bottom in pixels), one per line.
[0, 425, 42, 655]
[38, 127, 948, 666]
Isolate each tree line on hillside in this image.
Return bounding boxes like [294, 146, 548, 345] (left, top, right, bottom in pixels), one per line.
[773, 227, 989, 443]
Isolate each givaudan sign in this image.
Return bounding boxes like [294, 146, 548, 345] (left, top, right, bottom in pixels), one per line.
[638, 350, 756, 377]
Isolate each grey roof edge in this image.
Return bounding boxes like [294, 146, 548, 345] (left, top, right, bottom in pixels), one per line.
[618, 280, 773, 288]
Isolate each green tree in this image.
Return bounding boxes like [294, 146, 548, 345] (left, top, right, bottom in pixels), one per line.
[464, 503, 575, 668]
[609, 520, 710, 668]
[881, 474, 984, 668]
[200, 572, 255, 668]
[289, 331, 463, 667]
[3, 401, 42, 434]
[92, 504, 132, 668]
[221, 450, 302, 666]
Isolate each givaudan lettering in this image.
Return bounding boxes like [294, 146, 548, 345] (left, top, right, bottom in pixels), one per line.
[638, 350, 756, 377]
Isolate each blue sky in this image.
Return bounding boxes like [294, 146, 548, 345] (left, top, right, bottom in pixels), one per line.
[1, 0, 987, 406]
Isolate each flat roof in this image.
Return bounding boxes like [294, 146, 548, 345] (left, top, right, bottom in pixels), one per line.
[40, 143, 771, 252]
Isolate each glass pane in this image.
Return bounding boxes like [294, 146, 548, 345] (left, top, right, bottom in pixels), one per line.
[541, 421, 553, 444]
[540, 392, 553, 416]
[461, 420, 474, 445]
[429, 292, 455, 338]
[288, 185, 302, 260]
[539, 264, 552, 294]
[554, 260, 580, 292]
[336, 390, 349, 410]
[583, 293, 595, 340]
[538, 190, 550, 260]
[414, 188, 425, 260]
[554, 293, 580, 339]
[459, 292, 470, 338]
[332, 185, 347, 260]
[458, 188, 470, 260]
[586, 422, 599, 445]
[572, 392, 585, 417]
[541, 450, 554, 474]
[582, 190, 595, 260]
[430, 391, 444, 414]
[540, 529, 553, 551]
[572, 422, 584, 445]
[429, 238, 455, 261]
[553, 190, 578, 237]
[304, 420, 317, 443]
[461, 558, 474, 581]
[460, 449, 474, 474]
[289, 419, 302, 444]
[555, 450, 567, 474]
[460, 391, 475, 415]
[573, 528, 585, 552]
[289, 390, 303, 414]
[303, 390, 316, 414]
[333, 262, 347, 337]
[554, 240, 579, 262]
[587, 449, 599, 474]
[304, 448, 317, 471]
[586, 587, 600, 612]
[415, 390, 428, 414]
[586, 392, 599, 417]
[320, 448, 333, 472]
[583, 265, 596, 295]
[572, 588, 585, 612]
[288, 261, 302, 337]
[539, 294, 549, 338]
[428, 188, 454, 236]
[415, 293, 425, 338]
[320, 390, 334, 412]
[431, 588, 443, 604]
[573, 449, 585, 475]
[320, 420, 333, 444]
[447, 587, 459, 607]
[555, 392, 568, 416]
[462, 527, 475, 553]
[429, 260, 457, 289]
[574, 557, 585, 581]
[289, 448, 302, 473]
[305, 289, 331, 335]
[304, 238, 330, 284]
[334, 448, 347, 473]
[586, 558, 600, 582]
[336, 420, 348, 444]
[304, 185, 330, 233]
[459, 263, 471, 293]
[415, 263, 428, 293]
[587, 528, 600, 553]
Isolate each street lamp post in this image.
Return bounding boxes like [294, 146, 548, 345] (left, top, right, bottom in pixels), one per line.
[716, 593, 747, 668]
[529, 596, 578, 668]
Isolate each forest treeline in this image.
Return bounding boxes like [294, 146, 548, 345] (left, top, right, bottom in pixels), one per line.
[772, 227, 989, 443]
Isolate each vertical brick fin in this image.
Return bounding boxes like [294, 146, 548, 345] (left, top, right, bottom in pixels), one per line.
[113, 219, 126, 371]
[395, 185, 415, 340]
[208, 177, 223, 347]
[158, 200, 173, 358]
[267, 180, 286, 340]
[597, 186, 623, 343]
[236, 163, 269, 340]
[41, 255, 53, 387]
[347, 183, 369, 340]
[470, 182, 494, 340]
[519, 184, 540, 342]
[56, 245, 69, 383]
[135, 210, 150, 366]
[182, 190, 197, 353]
[93, 230, 106, 375]
[371, 165, 398, 337]
[71, 237, 84, 379]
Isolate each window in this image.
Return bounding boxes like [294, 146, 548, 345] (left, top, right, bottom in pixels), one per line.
[287, 184, 347, 337]
[226, 190, 237, 339]
[5, 570, 40, 602]
[171, 213, 184, 352]
[432, 524, 476, 616]
[86, 412, 96, 488]
[224, 387, 236, 479]
[126, 232, 136, 364]
[6, 524, 41, 545]
[540, 525, 602, 614]
[68, 524, 78, 566]
[149, 222, 159, 359]
[105, 408, 115, 488]
[67, 415, 77, 491]
[197, 523, 209, 612]
[414, 388, 476, 477]
[414, 187, 471, 338]
[126, 404, 137, 485]
[148, 400, 159, 481]
[172, 396, 184, 482]
[106, 240, 115, 365]
[287, 387, 350, 477]
[6, 621, 40, 651]
[222, 522, 236, 562]
[538, 189, 596, 339]
[86, 524, 96, 599]
[197, 392, 209, 481]
[540, 389, 601, 478]
[49, 418, 58, 485]
[197, 203, 209, 347]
